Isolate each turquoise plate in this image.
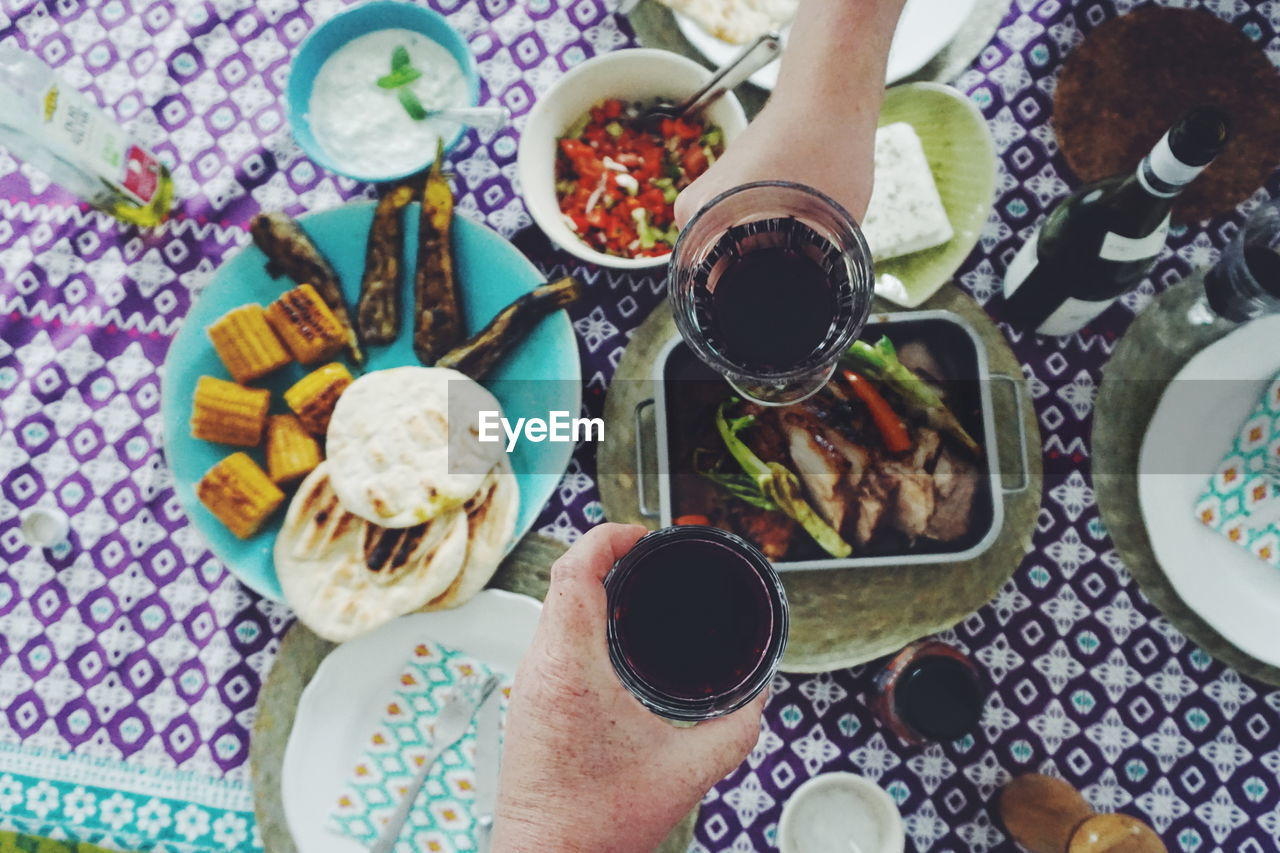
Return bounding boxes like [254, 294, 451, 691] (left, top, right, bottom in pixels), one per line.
[160, 203, 581, 601]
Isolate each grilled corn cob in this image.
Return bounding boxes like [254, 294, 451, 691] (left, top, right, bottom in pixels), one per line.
[190, 376, 270, 446]
[265, 414, 323, 485]
[196, 453, 285, 539]
[284, 362, 353, 434]
[207, 304, 291, 383]
[265, 284, 347, 365]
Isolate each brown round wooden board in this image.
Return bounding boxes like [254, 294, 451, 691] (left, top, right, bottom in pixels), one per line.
[1054, 6, 1280, 224]
[598, 288, 1043, 673]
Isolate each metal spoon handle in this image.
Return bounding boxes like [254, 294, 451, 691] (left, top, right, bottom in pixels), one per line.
[675, 32, 782, 119]
[429, 105, 512, 131]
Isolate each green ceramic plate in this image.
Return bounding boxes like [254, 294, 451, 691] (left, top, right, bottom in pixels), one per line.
[875, 82, 997, 308]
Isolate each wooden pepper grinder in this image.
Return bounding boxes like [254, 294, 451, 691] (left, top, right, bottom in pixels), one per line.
[1000, 774, 1167, 853]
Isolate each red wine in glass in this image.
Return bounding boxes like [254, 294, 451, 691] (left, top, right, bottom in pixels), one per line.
[694, 219, 845, 373]
[1204, 245, 1280, 322]
[606, 526, 788, 721]
[669, 182, 874, 406]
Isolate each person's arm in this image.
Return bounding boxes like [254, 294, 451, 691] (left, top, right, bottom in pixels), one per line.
[674, 0, 907, 225]
[491, 524, 766, 853]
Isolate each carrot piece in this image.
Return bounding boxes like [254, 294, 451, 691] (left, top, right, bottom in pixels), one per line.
[842, 370, 912, 453]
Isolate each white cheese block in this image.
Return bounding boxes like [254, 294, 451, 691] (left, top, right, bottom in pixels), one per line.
[861, 122, 954, 262]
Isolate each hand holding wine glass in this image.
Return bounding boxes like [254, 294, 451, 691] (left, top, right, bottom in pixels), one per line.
[491, 524, 766, 853]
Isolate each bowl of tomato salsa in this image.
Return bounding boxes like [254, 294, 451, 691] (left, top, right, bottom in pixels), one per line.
[518, 49, 748, 270]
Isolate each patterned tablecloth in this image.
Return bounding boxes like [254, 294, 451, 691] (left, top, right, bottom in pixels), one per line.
[1, 0, 1279, 850]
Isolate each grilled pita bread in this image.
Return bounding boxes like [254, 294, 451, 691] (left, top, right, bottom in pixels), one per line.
[425, 455, 519, 611]
[275, 459, 520, 640]
[325, 366, 506, 528]
[275, 463, 470, 642]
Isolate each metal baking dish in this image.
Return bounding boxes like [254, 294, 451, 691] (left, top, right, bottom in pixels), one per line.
[635, 309, 1028, 570]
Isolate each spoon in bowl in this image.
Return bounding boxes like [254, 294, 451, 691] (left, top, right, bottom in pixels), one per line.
[425, 105, 512, 131]
[638, 32, 782, 130]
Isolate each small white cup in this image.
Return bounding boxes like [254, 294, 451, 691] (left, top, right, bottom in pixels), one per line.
[777, 772, 906, 853]
[20, 507, 70, 549]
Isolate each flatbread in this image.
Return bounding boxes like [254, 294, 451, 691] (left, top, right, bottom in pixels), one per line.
[425, 455, 520, 611]
[657, 0, 797, 45]
[325, 366, 507, 528]
[275, 463, 471, 642]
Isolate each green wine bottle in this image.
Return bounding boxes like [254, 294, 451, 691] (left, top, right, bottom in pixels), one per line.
[1003, 107, 1230, 337]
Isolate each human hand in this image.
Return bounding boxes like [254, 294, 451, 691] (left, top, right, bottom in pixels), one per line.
[673, 97, 879, 228]
[491, 523, 767, 853]
[673, 0, 905, 229]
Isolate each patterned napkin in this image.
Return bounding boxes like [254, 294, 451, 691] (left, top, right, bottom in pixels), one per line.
[1194, 373, 1280, 567]
[327, 642, 511, 853]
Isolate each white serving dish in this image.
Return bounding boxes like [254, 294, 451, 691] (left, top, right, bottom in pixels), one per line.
[517, 48, 748, 271]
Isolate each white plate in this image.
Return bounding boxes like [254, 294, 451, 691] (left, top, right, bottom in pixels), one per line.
[281, 589, 543, 853]
[1137, 316, 1280, 668]
[674, 0, 977, 90]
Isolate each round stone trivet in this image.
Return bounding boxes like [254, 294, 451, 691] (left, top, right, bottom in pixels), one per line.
[1093, 276, 1280, 687]
[598, 287, 1043, 673]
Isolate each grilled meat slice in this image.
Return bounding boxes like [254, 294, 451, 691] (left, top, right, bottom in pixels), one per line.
[897, 340, 946, 384]
[820, 426, 869, 490]
[927, 448, 978, 542]
[730, 503, 796, 561]
[738, 403, 790, 463]
[911, 427, 942, 471]
[882, 461, 935, 538]
[854, 471, 890, 546]
[780, 410, 854, 534]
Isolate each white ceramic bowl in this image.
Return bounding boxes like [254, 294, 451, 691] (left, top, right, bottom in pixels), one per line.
[517, 48, 749, 271]
[777, 772, 906, 853]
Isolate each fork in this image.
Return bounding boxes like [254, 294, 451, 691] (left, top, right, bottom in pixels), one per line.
[369, 674, 500, 853]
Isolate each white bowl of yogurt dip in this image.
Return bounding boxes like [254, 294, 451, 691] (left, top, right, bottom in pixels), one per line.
[517, 48, 748, 270]
[287, 0, 479, 182]
[777, 772, 907, 853]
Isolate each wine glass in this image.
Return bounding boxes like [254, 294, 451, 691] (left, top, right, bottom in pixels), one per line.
[668, 181, 875, 406]
[1188, 198, 1280, 325]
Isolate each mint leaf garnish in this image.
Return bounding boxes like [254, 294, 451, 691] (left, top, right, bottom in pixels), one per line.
[398, 87, 428, 120]
[383, 46, 427, 119]
[376, 67, 423, 89]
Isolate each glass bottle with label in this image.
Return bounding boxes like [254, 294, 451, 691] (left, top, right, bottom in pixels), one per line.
[0, 44, 173, 227]
[1002, 107, 1231, 337]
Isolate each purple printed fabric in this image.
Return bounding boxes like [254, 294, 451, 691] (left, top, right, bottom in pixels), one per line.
[0, 0, 1278, 850]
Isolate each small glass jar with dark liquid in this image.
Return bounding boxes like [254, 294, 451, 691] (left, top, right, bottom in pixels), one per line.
[1195, 198, 1280, 323]
[668, 181, 875, 406]
[605, 525, 788, 722]
[871, 641, 985, 745]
